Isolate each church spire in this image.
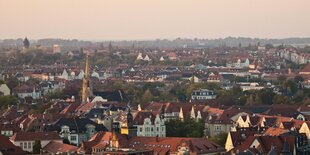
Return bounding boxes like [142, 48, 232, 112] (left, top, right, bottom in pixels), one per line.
[82, 52, 90, 103]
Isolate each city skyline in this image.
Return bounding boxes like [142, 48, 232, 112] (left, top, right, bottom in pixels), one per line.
[1, 0, 310, 40]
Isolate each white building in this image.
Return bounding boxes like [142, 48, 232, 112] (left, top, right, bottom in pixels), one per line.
[239, 82, 264, 91]
[191, 89, 217, 100]
[0, 84, 10, 96]
[136, 114, 166, 137]
[53, 44, 61, 53]
[136, 53, 143, 60]
[10, 132, 62, 153]
[143, 55, 151, 61]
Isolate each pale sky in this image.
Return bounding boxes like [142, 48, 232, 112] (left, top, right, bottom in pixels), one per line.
[0, 0, 310, 40]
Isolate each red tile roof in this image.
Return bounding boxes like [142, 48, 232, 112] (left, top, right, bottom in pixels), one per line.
[129, 137, 225, 155]
[43, 140, 78, 154]
[0, 134, 25, 155]
[10, 131, 61, 141]
[80, 131, 128, 154]
[300, 64, 310, 74]
[264, 127, 289, 136]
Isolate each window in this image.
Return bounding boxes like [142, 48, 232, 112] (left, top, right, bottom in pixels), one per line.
[24, 142, 27, 149]
[71, 135, 77, 141]
[28, 142, 31, 149]
[139, 127, 142, 132]
[20, 143, 23, 148]
[215, 125, 222, 131]
[157, 127, 159, 132]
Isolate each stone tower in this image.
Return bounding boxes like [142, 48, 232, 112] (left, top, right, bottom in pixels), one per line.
[81, 53, 90, 103]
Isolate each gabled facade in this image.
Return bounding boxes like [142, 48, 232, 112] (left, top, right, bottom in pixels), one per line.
[136, 114, 166, 137]
[10, 131, 62, 153]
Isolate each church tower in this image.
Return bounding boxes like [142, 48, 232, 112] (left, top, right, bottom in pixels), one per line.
[120, 104, 137, 138]
[82, 53, 90, 103]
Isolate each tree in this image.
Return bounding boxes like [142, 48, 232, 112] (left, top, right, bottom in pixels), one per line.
[44, 91, 66, 100]
[166, 118, 205, 138]
[6, 77, 19, 92]
[246, 94, 255, 105]
[258, 89, 276, 105]
[0, 95, 18, 108]
[284, 80, 298, 95]
[209, 132, 228, 147]
[294, 76, 304, 83]
[273, 95, 290, 104]
[141, 89, 153, 104]
[277, 75, 287, 85]
[33, 140, 41, 154]
[217, 90, 238, 106]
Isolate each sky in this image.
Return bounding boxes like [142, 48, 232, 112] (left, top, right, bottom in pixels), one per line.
[0, 0, 310, 40]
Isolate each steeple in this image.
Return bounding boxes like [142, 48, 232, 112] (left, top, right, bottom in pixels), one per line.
[127, 103, 133, 127]
[23, 37, 30, 49]
[82, 52, 90, 103]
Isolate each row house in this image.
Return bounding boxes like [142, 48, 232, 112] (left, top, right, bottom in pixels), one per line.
[60, 69, 84, 81]
[40, 80, 65, 95]
[279, 48, 310, 64]
[129, 136, 225, 155]
[45, 117, 108, 146]
[226, 58, 250, 68]
[13, 84, 41, 99]
[228, 134, 309, 154]
[0, 134, 25, 154]
[238, 82, 264, 91]
[10, 131, 62, 153]
[0, 123, 21, 137]
[18, 113, 57, 131]
[205, 107, 252, 136]
[133, 111, 166, 137]
[79, 131, 225, 155]
[191, 89, 217, 101]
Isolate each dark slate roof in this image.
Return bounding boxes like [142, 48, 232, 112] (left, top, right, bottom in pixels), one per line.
[93, 90, 128, 102]
[45, 118, 107, 133]
[85, 108, 107, 119]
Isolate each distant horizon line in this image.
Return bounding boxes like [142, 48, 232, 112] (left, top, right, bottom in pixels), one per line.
[1, 36, 310, 42]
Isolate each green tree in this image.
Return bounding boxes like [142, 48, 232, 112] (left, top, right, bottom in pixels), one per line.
[141, 89, 153, 104]
[209, 132, 228, 147]
[246, 94, 255, 105]
[166, 118, 205, 138]
[6, 77, 19, 92]
[294, 76, 304, 83]
[33, 140, 41, 154]
[44, 91, 66, 100]
[0, 95, 18, 108]
[284, 80, 298, 95]
[273, 95, 290, 104]
[277, 75, 287, 85]
[258, 89, 276, 105]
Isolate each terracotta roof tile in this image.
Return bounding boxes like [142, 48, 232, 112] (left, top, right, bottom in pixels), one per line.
[10, 131, 61, 141]
[43, 140, 78, 154]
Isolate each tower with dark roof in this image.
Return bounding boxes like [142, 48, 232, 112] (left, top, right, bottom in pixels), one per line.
[23, 37, 30, 49]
